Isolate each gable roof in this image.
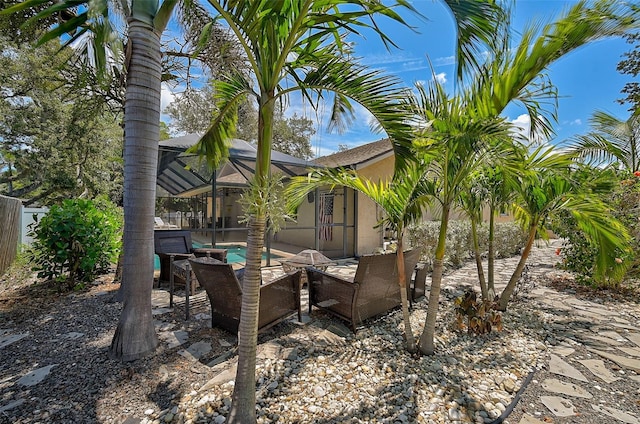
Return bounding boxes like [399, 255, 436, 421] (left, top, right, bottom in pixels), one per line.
[313, 138, 394, 170]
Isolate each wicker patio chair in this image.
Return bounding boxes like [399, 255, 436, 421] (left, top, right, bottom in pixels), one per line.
[188, 257, 302, 334]
[154, 230, 227, 287]
[307, 249, 419, 332]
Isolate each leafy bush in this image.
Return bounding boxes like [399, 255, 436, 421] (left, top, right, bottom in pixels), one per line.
[28, 198, 122, 291]
[552, 173, 639, 287]
[407, 220, 527, 270]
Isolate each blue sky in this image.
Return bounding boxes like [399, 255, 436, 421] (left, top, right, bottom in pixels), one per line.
[161, 1, 636, 158]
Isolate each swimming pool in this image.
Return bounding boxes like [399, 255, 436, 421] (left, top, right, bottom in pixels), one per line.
[218, 244, 284, 264]
[153, 243, 283, 269]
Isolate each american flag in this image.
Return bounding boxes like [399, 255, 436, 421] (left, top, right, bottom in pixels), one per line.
[319, 193, 334, 241]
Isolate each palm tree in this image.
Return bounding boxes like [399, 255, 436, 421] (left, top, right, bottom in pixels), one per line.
[567, 110, 640, 172]
[195, 4, 415, 421]
[497, 146, 631, 311]
[287, 165, 431, 353]
[195, 2, 506, 421]
[2, 0, 193, 361]
[457, 171, 490, 300]
[456, 140, 524, 301]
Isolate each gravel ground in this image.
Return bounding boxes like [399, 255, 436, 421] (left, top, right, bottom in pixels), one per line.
[0, 251, 638, 424]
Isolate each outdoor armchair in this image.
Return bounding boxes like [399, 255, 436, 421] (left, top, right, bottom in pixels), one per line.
[188, 257, 302, 334]
[154, 229, 227, 286]
[307, 250, 419, 332]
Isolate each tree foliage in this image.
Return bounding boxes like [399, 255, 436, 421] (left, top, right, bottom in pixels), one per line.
[272, 112, 314, 159]
[552, 169, 640, 286]
[0, 36, 124, 205]
[618, 28, 640, 111]
[166, 85, 315, 158]
[567, 110, 640, 172]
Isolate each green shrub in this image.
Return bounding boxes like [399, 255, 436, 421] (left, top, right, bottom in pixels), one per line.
[407, 220, 527, 270]
[28, 198, 122, 291]
[552, 173, 639, 287]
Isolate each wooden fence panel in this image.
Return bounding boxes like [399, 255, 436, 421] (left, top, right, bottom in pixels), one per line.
[0, 195, 21, 276]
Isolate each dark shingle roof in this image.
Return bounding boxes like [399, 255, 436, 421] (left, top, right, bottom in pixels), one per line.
[313, 138, 393, 169]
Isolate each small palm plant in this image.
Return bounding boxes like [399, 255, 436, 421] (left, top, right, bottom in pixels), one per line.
[497, 146, 632, 311]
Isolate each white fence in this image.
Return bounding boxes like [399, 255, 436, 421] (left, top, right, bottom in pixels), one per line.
[20, 206, 48, 247]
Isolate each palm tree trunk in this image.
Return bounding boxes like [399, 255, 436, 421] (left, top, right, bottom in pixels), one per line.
[419, 204, 450, 355]
[487, 205, 496, 298]
[497, 224, 537, 311]
[395, 237, 416, 353]
[229, 93, 275, 424]
[108, 19, 160, 361]
[471, 218, 488, 300]
[228, 214, 265, 424]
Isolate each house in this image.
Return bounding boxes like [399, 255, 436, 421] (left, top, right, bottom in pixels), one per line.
[155, 135, 513, 261]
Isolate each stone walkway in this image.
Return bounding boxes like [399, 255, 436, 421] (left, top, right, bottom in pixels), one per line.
[432, 241, 640, 424]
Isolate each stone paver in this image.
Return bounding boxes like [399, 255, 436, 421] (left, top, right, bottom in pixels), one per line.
[618, 346, 640, 358]
[17, 364, 58, 387]
[540, 396, 577, 417]
[627, 332, 640, 348]
[587, 348, 640, 373]
[178, 341, 212, 361]
[591, 405, 640, 424]
[548, 354, 589, 382]
[0, 333, 28, 349]
[541, 378, 592, 398]
[576, 359, 620, 383]
[518, 413, 546, 424]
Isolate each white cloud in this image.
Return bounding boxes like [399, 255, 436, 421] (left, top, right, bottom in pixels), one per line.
[434, 72, 447, 84]
[570, 119, 582, 126]
[507, 114, 550, 146]
[434, 55, 455, 67]
[508, 114, 532, 143]
[160, 83, 176, 114]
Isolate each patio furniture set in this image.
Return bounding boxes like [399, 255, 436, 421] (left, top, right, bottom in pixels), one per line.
[154, 230, 428, 334]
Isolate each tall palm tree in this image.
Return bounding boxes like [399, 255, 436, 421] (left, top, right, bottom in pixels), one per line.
[567, 110, 640, 172]
[2, 0, 191, 361]
[195, 4, 414, 421]
[415, 0, 638, 355]
[195, 2, 506, 421]
[497, 146, 631, 311]
[287, 165, 431, 353]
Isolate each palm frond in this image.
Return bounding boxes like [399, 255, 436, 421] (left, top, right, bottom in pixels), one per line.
[477, 0, 637, 123]
[443, 0, 506, 81]
[567, 110, 639, 171]
[297, 54, 414, 166]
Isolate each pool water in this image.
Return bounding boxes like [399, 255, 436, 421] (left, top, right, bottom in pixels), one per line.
[153, 243, 282, 269]
[220, 244, 283, 264]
